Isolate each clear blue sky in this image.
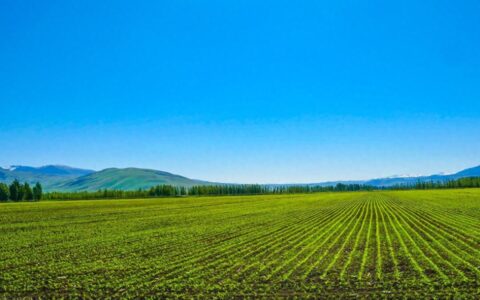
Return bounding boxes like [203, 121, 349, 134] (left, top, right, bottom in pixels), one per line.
[1, 0, 479, 183]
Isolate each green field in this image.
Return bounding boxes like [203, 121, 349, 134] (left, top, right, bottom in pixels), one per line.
[1, 190, 479, 298]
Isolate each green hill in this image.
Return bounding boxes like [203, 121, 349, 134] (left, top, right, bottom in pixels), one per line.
[54, 168, 212, 191]
[0, 165, 94, 189]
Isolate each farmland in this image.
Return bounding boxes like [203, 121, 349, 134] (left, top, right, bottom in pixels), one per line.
[1, 190, 479, 298]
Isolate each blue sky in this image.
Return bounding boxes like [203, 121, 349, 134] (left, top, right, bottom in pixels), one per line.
[1, 0, 479, 183]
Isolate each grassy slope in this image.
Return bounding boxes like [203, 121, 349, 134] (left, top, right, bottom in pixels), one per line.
[53, 168, 212, 191]
[0, 168, 81, 189]
[0, 189, 479, 298]
[0, 166, 94, 190]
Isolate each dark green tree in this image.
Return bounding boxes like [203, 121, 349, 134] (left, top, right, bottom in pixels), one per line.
[33, 182, 43, 201]
[17, 182, 25, 201]
[0, 183, 9, 201]
[9, 179, 22, 201]
[23, 182, 33, 201]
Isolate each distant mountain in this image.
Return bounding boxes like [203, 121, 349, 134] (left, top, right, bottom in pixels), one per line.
[0, 165, 95, 190]
[54, 168, 213, 191]
[10, 165, 94, 177]
[363, 166, 480, 187]
[301, 165, 480, 188]
[451, 165, 480, 178]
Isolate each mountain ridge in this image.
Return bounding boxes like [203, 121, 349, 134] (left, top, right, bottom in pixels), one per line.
[0, 165, 214, 191]
[0, 165, 95, 190]
[55, 168, 214, 191]
[299, 165, 480, 188]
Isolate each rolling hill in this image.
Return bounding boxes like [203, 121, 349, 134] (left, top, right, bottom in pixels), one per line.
[55, 168, 213, 191]
[0, 165, 94, 189]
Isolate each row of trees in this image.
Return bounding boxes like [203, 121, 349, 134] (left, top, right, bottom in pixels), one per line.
[390, 177, 480, 190]
[0, 180, 43, 202]
[271, 183, 375, 194]
[43, 183, 377, 200]
[43, 184, 267, 200]
[4, 177, 480, 201]
[44, 185, 187, 200]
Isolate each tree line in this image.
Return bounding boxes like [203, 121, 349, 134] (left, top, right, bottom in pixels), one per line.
[0, 180, 43, 202]
[2, 177, 480, 202]
[42, 183, 376, 200]
[390, 176, 480, 190]
[44, 177, 480, 200]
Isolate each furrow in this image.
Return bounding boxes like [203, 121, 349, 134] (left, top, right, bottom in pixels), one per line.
[321, 199, 371, 280]
[358, 198, 375, 280]
[264, 199, 365, 281]
[302, 199, 368, 280]
[377, 196, 430, 282]
[384, 197, 479, 279]
[339, 199, 370, 281]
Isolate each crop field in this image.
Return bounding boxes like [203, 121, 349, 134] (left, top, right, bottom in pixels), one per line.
[1, 189, 479, 298]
